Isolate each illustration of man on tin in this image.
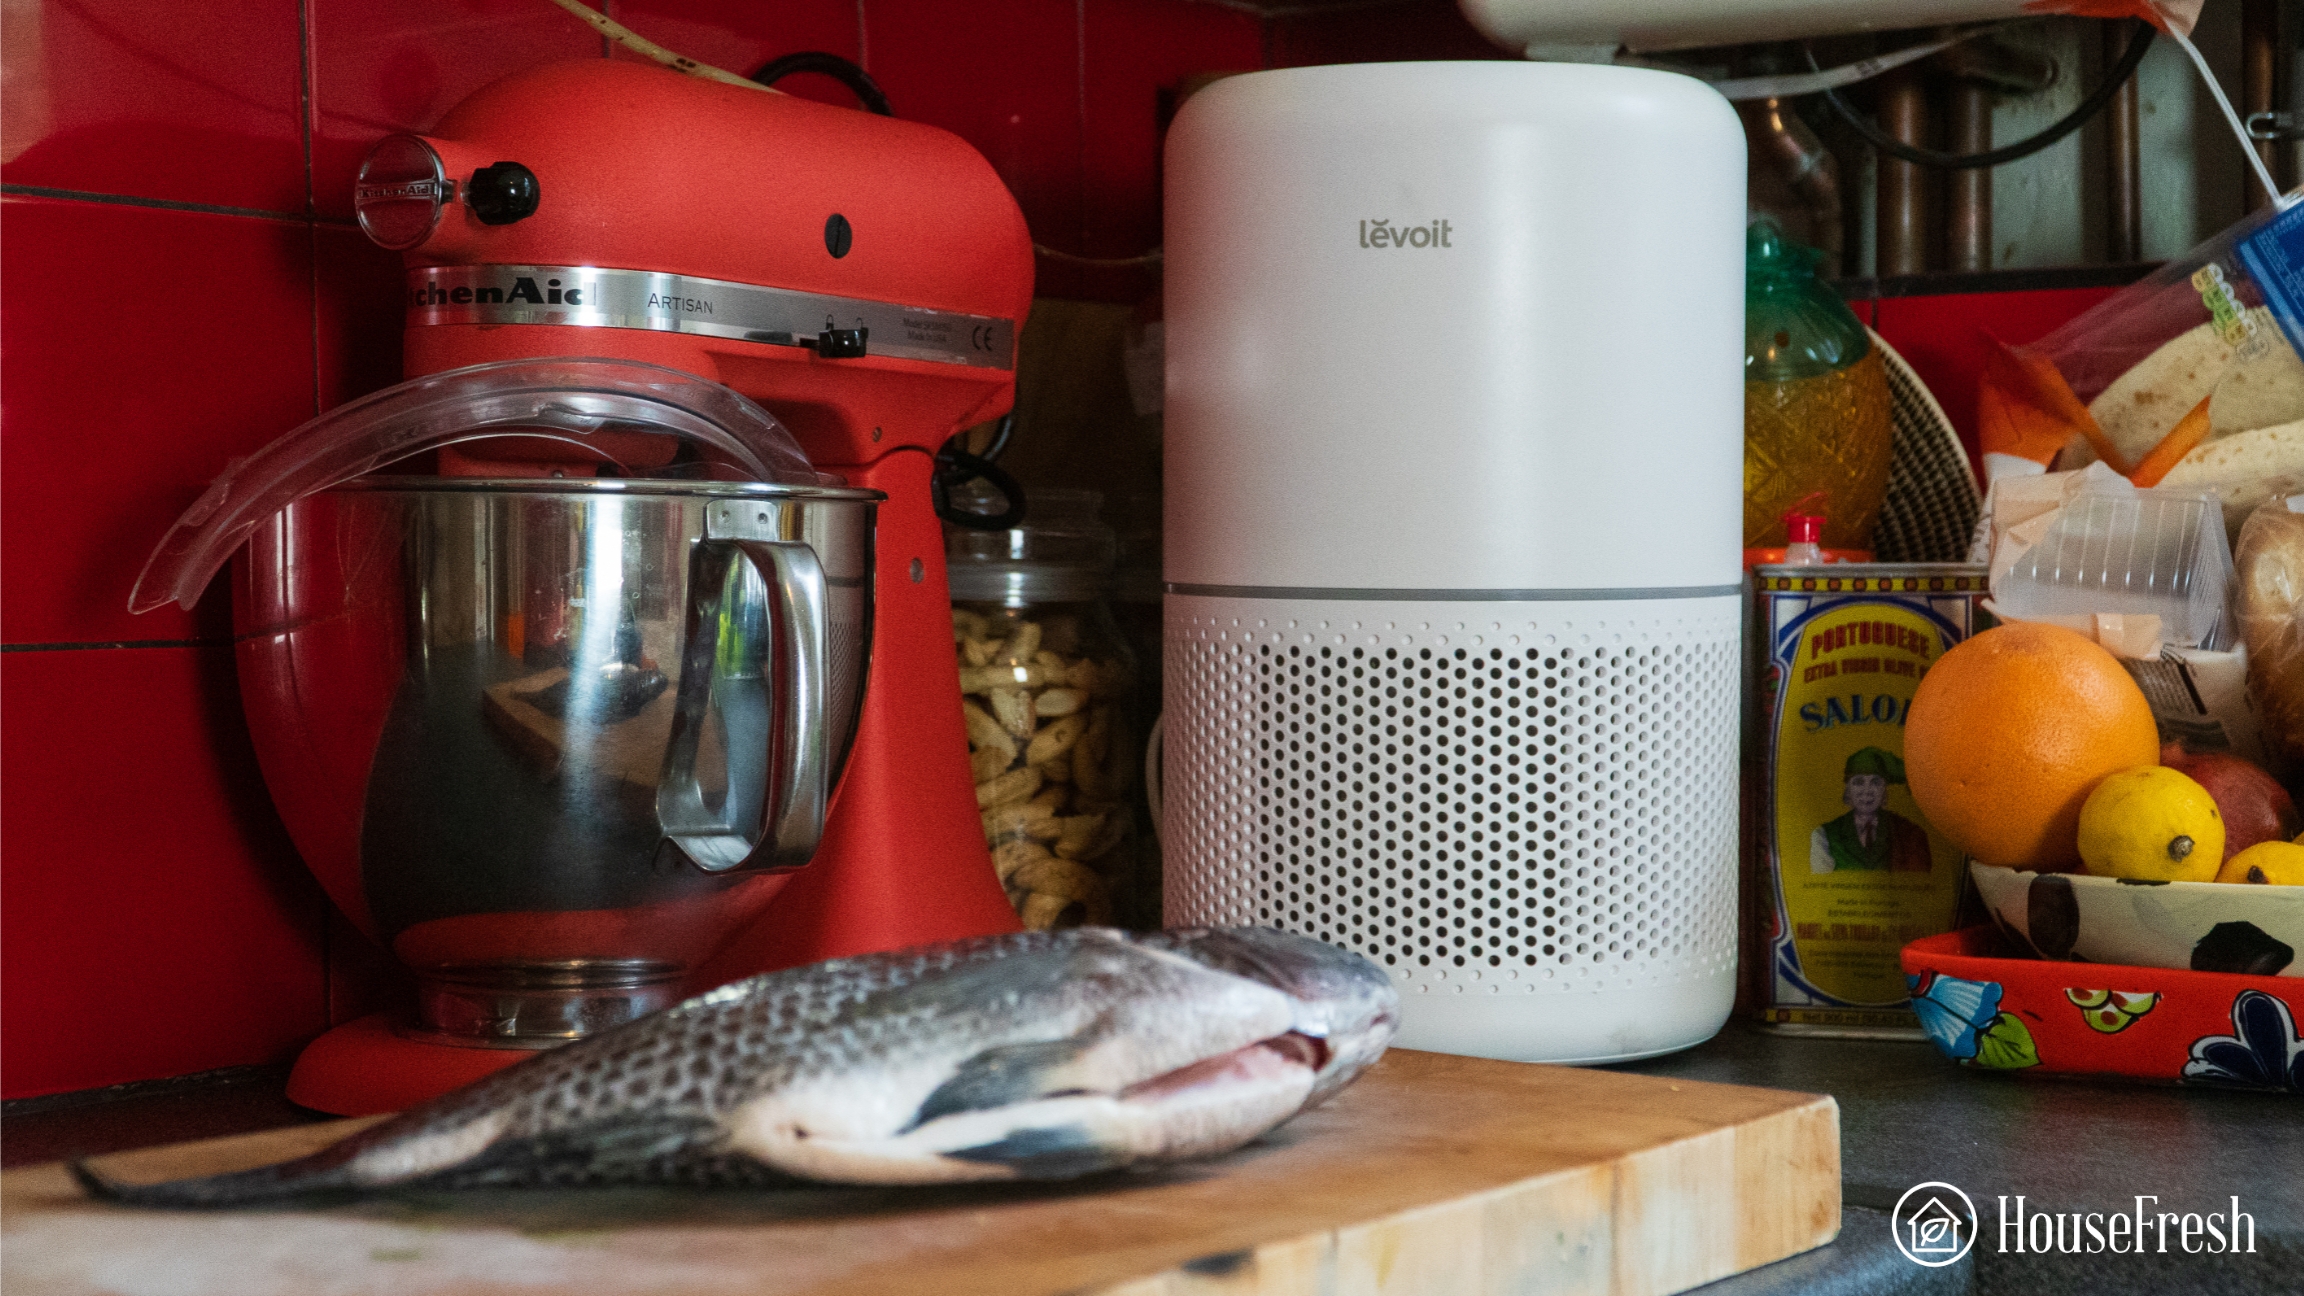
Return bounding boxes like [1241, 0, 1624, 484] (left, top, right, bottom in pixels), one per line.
[1809, 746, 1932, 874]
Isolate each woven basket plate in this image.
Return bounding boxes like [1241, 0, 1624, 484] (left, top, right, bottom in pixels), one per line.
[1870, 327, 1980, 564]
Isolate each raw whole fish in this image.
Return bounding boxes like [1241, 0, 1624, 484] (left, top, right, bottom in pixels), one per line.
[74, 926, 1396, 1207]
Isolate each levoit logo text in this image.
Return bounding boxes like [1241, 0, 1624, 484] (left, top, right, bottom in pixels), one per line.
[1358, 219, 1453, 249]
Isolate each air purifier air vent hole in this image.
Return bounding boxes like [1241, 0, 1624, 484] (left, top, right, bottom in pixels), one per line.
[1168, 597, 1739, 998]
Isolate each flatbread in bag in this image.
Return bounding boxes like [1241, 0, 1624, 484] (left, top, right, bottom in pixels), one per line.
[2159, 418, 2304, 543]
[2085, 318, 2234, 470]
[2068, 307, 2303, 482]
[2207, 325, 2304, 438]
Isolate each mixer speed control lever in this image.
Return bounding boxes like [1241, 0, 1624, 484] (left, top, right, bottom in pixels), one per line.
[467, 161, 540, 225]
[809, 327, 869, 359]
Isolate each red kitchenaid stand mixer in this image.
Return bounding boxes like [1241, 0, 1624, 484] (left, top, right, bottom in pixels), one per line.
[274, 60, 1029, 1112]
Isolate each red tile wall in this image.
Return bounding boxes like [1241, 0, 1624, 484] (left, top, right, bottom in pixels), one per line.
[1, 0, 2132, 1103]
[0, 0, 1497, 1100]
[0, 0, 2140, 1102]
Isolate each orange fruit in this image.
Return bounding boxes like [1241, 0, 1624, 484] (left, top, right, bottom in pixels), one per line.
[1905, 623, 2160, 870]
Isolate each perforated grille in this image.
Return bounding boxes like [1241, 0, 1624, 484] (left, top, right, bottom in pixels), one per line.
[1166, 596, 1739, 997]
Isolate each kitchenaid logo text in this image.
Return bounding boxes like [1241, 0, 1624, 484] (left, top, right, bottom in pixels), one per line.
[1358, 219, 1452, 249]
[358, 181, 441, 201]
[409, 277, 586, 308]
[1999, 1197, 2256, 1255]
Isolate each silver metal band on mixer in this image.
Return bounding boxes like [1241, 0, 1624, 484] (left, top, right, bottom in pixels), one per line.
[404, 264, 1017, 370]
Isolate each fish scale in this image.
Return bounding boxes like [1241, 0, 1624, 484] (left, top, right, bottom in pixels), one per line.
[74, 927, 1397, 1207]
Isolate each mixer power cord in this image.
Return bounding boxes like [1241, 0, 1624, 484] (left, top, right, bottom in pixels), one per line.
[752, 52, 894, 115]
[933, 415, 1028, 532]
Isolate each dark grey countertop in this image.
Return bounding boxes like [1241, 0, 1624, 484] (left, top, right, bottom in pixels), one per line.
[1636, 1021, 2302, 1296]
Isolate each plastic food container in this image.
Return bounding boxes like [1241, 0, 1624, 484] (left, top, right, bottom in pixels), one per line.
[1990, 485, 2235, 648]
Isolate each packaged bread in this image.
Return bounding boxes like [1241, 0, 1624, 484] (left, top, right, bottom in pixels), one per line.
[2235, 496, 2304, 773]
[2068, 308, 2304, 470]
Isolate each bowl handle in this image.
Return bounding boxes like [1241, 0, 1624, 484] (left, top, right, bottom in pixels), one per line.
[658, 538, 830, 873]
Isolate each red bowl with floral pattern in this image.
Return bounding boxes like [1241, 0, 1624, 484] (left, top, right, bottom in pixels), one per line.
[1900, 927, 2302, 1090]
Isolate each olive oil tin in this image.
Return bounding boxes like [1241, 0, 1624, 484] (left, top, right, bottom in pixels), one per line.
[1742, 563, 1989, 1037]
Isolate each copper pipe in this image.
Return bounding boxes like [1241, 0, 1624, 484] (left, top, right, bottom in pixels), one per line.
[2106, 22, 2141, 262]
[1932, 37, 2057, 94]
[1739, 98, 1844, 275]
[1876, 67, 1928, 276]
[2241, 0, 2282, 207]
[1947, 81, 1992, 272]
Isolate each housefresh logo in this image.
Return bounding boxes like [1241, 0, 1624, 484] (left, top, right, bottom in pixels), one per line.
[1894, 1183, 2259, 1264]
[1893, 1182, 1978, 1267]
[1997, 1196, 2257, 1255]
[1357, 218, 1453, 249]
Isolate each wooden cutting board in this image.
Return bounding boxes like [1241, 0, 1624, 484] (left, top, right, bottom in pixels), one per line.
[1, 1050, 1838, 1296]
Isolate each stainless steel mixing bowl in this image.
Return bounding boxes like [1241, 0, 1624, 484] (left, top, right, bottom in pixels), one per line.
[234, 476, 878, 1044]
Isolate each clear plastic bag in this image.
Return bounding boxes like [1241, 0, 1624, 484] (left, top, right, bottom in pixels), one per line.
[1978, 201, 2304, 542]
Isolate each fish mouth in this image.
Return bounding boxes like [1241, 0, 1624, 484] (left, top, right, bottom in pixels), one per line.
[1117, 1032, 1330, 1105]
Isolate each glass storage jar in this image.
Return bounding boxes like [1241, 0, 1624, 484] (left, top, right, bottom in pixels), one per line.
[1744, 217, 1892, 552]
[947, 489, 1148, 930]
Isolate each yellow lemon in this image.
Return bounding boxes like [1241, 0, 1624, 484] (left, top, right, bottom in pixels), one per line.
[2077, 766, 2224, 882]
[2217, 840, 2304, 885]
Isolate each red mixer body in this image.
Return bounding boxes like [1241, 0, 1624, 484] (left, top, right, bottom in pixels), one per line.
[284, 61, 1028, 1108]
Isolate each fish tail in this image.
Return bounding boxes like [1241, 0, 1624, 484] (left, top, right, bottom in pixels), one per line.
[70, 1154, 356, 1209]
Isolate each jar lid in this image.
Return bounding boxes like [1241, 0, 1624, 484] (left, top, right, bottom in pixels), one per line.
[946, 486, 1116, 603]
[1745, 217, 1870, 382]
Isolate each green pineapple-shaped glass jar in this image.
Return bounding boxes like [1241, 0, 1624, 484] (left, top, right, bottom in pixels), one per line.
[1744, 218, 1893, 552]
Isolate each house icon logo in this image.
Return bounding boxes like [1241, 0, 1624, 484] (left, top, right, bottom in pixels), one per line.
[1892, 1181, 1978, 1267]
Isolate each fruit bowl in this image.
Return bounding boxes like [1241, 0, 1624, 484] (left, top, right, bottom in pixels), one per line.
[1969, 862, 2304, 976]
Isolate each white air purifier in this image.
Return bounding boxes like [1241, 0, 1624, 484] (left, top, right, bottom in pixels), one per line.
[1162, 62, 1746, 1064]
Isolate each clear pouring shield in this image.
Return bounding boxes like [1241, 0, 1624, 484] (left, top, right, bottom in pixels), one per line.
[130, 358, 825, 614]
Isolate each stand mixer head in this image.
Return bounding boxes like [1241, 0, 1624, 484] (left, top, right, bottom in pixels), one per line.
[359, 58, 1033, 469]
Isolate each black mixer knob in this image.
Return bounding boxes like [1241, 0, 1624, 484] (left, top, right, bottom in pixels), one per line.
[467, 161, 540, 225]
[815, 327, 869, 359]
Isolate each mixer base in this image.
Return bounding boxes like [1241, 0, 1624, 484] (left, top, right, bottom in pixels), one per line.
[285, 1013, 532, 1116]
